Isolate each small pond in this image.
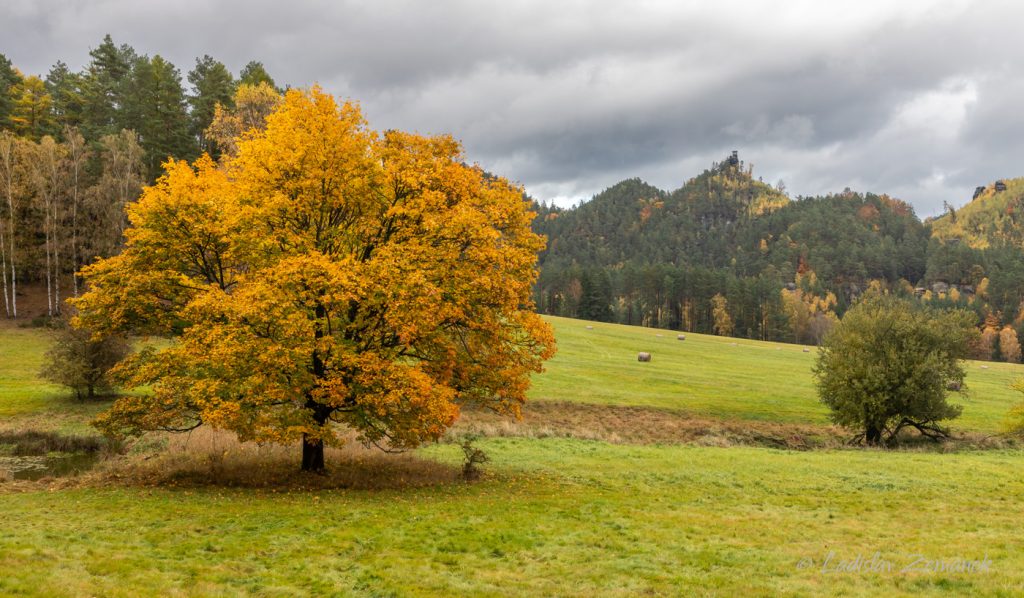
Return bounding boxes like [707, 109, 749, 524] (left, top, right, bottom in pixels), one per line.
[0, 452, 100, 481]
[0, 430, 106, 481]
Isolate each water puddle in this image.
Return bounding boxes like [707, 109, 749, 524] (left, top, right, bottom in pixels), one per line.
[0, 452, 100, 481]
[0, 430, 107, 482]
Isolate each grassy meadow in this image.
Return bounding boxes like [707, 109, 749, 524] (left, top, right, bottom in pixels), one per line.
[533, 316, 1024, 433]
[2, 317, 1024, 596]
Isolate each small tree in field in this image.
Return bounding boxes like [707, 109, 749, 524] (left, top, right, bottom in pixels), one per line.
[72, 87, 556, 472]
[40, 321, 130, 400]
[711, 293, 733, 336]
[813, 295, 976, 445]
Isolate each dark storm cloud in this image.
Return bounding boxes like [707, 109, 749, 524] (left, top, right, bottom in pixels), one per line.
[3, 0, 1023, 215]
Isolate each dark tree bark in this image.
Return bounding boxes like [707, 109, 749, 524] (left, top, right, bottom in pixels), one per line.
[302, 301, 330, 473]
[301, 433, 325, 472]
[865, 422, 882, 445]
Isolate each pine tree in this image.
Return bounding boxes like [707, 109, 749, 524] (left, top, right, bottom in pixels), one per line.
[46, 61, 86, 133]
[126, 55, 196, 179]
[238, 61, 277, 90]
[79, 35, 134, 140]
[0, 54, 18, 129]
[579, 270, 613, 322]
[187, 55, 235, 156]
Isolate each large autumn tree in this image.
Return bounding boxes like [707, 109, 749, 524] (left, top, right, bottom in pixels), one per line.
[73, 87, 555, 471]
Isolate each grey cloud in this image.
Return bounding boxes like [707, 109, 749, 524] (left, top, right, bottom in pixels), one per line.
[3, 0, 1024, 216]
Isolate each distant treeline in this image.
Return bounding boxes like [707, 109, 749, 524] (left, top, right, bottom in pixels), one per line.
[0, 36, 281, 318]
[532, 159, 1024, 362]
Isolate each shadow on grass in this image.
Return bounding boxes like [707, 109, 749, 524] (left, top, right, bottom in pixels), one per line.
[92, 427, 462, 491]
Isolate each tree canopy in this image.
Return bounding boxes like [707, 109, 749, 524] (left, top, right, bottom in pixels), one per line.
[813, 294, 976, 445]
[73, 87, 555, 471]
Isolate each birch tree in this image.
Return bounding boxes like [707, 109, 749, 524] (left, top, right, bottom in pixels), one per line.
[0, 132, 19, 317]
[86, 130, 143, 261]
[64, 127, 89, 297]
[26, 136, 67, 316]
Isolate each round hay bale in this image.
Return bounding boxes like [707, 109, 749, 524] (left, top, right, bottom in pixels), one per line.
[637, 352, 652, 362]
[585, 325, 593, 330]
[677, 334, 686, 341]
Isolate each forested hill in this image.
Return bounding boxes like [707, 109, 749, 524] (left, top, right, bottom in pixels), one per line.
[535, 155, 789, 271]
[531, 155, 1024, 358]
[930, 178, 1024, 249]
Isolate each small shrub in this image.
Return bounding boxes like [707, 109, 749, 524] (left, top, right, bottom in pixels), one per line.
[40, 320, 130, 400]
[460, 435, 489, 481]
[1004, 379, 1024, 435]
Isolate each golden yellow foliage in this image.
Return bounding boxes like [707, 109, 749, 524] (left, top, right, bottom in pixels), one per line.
[9, 73, 54, 139]
[711, 293, 733, 336]
[780, 284, 838, 345]
[205, 82, 282, 157]
[74, 87, 555, 467]
[977, 277, 990, 300]
[1000, 326, 1021, 363]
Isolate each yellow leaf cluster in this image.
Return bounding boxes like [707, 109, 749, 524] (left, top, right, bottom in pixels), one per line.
[75, 87, 556, 449]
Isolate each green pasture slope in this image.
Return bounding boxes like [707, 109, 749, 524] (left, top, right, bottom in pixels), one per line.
[0, 326, 61, 416]
[533, 316, 1024, 433]
[2, 319, 1024, 596]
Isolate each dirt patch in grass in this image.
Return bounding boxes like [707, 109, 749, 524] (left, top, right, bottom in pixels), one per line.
[452, 401, 1019, 451]
[453, 401, 846, 449]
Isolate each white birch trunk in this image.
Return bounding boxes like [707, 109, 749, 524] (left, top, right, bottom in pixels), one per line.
[0, 136, 15, 319]
[0, 212, 8, 318]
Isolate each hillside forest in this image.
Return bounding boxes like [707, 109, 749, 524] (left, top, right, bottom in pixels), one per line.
[2, 39, 1024, 362]
[533, 155, 1024, 363]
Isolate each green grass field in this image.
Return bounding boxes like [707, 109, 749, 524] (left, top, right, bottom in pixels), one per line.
[3, 317, 1024, 596]
[0, 326, 62, 415]
[532, 316, 1024, 433]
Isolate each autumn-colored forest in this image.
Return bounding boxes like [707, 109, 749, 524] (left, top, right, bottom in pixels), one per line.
[0, 35, 278, 320]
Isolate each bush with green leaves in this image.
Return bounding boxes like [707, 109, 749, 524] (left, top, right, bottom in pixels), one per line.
[813, 295, 977, 445]
[40, 322, 130, 400]
[1004, 379, 1024, 435]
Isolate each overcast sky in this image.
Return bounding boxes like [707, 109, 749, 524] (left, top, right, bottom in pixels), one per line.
[3, 0, 1022, 216]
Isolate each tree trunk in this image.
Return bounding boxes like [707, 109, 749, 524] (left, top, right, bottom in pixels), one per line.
[69, 131, 82, 298]
[6, 186, 14, 319]
[52, 195, 61, 315]
[865, 422, 882, 445]
[301, 433, 325, 472]
[0, 216, 8, 318]
[301, 301, 331, 473]
[44, 212, 53, 317]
